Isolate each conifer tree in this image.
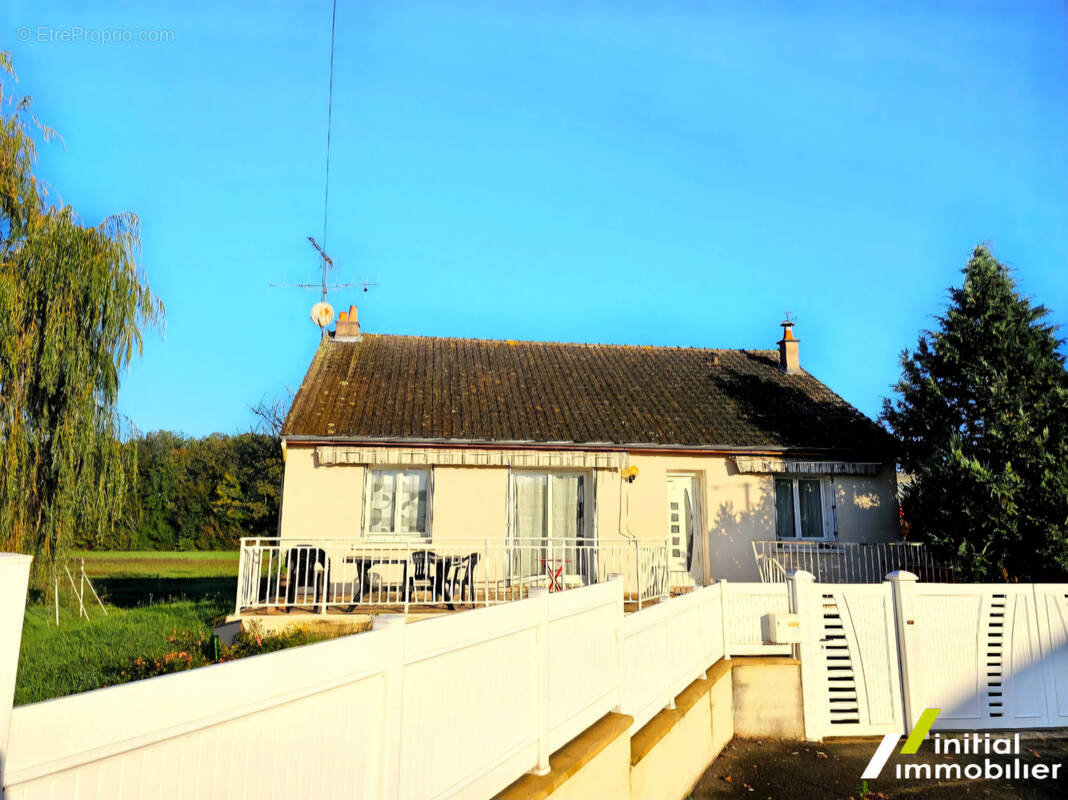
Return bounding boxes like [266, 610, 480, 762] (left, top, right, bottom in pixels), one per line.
[882, 245, 1068, 581]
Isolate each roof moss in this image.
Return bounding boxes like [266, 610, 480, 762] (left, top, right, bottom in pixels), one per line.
[281, 333, 894, 456]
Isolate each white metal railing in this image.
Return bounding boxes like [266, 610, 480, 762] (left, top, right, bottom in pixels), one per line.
[236, 536, 671, 614]
[751, 540, 956, 584]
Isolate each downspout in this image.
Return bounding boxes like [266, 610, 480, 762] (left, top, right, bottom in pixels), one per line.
[618, 456, 636, 540]
[275, 438, 287, 537]
[700, 474, 712, 585]
[830, 469, 839, 540]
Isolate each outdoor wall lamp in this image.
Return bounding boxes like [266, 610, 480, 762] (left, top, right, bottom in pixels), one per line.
[622, 465, 639, 483]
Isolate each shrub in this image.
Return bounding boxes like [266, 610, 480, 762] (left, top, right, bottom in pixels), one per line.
[114, 622, 333, 684]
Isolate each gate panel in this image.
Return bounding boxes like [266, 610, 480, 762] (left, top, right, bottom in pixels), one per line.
[1034, 584, 1068, 726]
[900, 585, 1049, 730]
[803, 583, 904, 737]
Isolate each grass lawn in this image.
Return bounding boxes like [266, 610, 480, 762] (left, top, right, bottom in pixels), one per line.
[16, 550, 239, 705]
[15, 596, 230, 705]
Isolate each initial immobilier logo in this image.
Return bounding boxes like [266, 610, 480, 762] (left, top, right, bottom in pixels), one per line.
[862, 709, 1063, 782]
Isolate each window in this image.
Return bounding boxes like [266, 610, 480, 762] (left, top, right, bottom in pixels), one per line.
[774, 476, 829, 540]
[364, 468, 430, 539]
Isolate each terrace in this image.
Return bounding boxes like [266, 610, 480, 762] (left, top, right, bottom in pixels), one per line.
[751, 539, 955, 583]
[233, 537, 956, 628]
[234, 536, 677, 618]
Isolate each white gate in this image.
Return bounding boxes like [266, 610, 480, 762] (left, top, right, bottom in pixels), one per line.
[894, 579, 1068, 731]
[1034, 585, 1068, 726]
[789, 573, 1068, 740]
[793, 575, 905, 738]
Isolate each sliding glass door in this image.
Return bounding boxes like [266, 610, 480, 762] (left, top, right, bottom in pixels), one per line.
[511, 472, 587, 580]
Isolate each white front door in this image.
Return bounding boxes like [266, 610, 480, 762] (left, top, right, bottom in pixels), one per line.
[665, 476, 698, 575]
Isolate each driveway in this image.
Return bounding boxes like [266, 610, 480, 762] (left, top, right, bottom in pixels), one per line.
[691, 734, 1068, 799]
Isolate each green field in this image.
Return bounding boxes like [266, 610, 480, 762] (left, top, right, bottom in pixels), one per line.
[72, 549, 239, 574]
[70, 549, 239, 607]
[16, 551, 239, 705]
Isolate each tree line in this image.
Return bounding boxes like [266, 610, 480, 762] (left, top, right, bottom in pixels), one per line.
[76, 430, 283, 552]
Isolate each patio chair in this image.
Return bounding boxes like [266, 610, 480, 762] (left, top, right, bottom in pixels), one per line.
[406, 550, 440, 603]
[443, 552, 481, 610]
[755, 553, 787, 583]
[284, 546, 330, 610]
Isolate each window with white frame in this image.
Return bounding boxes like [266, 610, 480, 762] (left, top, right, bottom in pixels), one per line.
[774, 476, 831, 540]
[364, 468, 431, 539]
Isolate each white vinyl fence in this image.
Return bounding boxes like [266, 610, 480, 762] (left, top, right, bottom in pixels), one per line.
[720, 580, 791, 656]
[7, 562, 1062, 799]
[621, 584, 726, 733]
[2, 578, 732, 800]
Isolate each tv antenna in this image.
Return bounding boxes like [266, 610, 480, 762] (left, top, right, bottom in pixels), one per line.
[269, 236, 364, 303]
[268, 0, 379, 333]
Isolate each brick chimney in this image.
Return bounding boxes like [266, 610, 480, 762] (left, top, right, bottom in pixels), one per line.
[334, 305, 362, 341]
[777, 318, 800, 373]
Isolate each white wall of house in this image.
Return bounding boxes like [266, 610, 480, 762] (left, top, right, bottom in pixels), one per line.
[277, 444, 900, 582]
[833, 465, 900, 544]
[278, 444, 364, 539]
[610, 454, 899, 580]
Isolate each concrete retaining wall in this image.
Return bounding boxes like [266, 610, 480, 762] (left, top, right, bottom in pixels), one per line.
[495, 657, 740, 800]
[731, 657, 805, 739]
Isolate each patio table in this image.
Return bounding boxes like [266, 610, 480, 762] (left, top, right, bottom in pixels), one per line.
[342, 554, 411, 605]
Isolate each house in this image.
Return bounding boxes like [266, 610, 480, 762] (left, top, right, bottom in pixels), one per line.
[271, 307, 901, 593]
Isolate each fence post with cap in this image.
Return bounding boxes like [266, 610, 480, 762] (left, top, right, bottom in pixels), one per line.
[0, 554, 32, 791]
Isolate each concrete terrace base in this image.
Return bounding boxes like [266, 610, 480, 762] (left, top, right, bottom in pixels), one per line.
[215, 608, 496, 644]
[220, 592, 675, 644]
[215, 610, 448, 644]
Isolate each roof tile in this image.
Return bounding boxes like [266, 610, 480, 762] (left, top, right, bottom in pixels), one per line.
[282, 334, 894, 456]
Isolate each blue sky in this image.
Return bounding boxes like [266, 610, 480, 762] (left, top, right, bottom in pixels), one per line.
[6, 0, 1067, 437]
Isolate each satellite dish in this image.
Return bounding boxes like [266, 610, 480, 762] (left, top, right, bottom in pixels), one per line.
[311, 302, 335, 328]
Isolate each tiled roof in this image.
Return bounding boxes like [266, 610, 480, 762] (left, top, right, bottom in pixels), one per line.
[282, 334, 895, 456]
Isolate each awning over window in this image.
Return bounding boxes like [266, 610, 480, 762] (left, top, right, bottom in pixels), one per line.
[315, 445, 627, 470]
[731, 456, 882, 476]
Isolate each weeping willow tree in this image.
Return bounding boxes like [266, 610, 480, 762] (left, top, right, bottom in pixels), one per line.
[0, 53, 163, 577]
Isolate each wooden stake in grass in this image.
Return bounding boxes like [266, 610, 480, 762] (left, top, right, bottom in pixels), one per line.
[65, 564, 89, 621]
[82, 560, 108, 616]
